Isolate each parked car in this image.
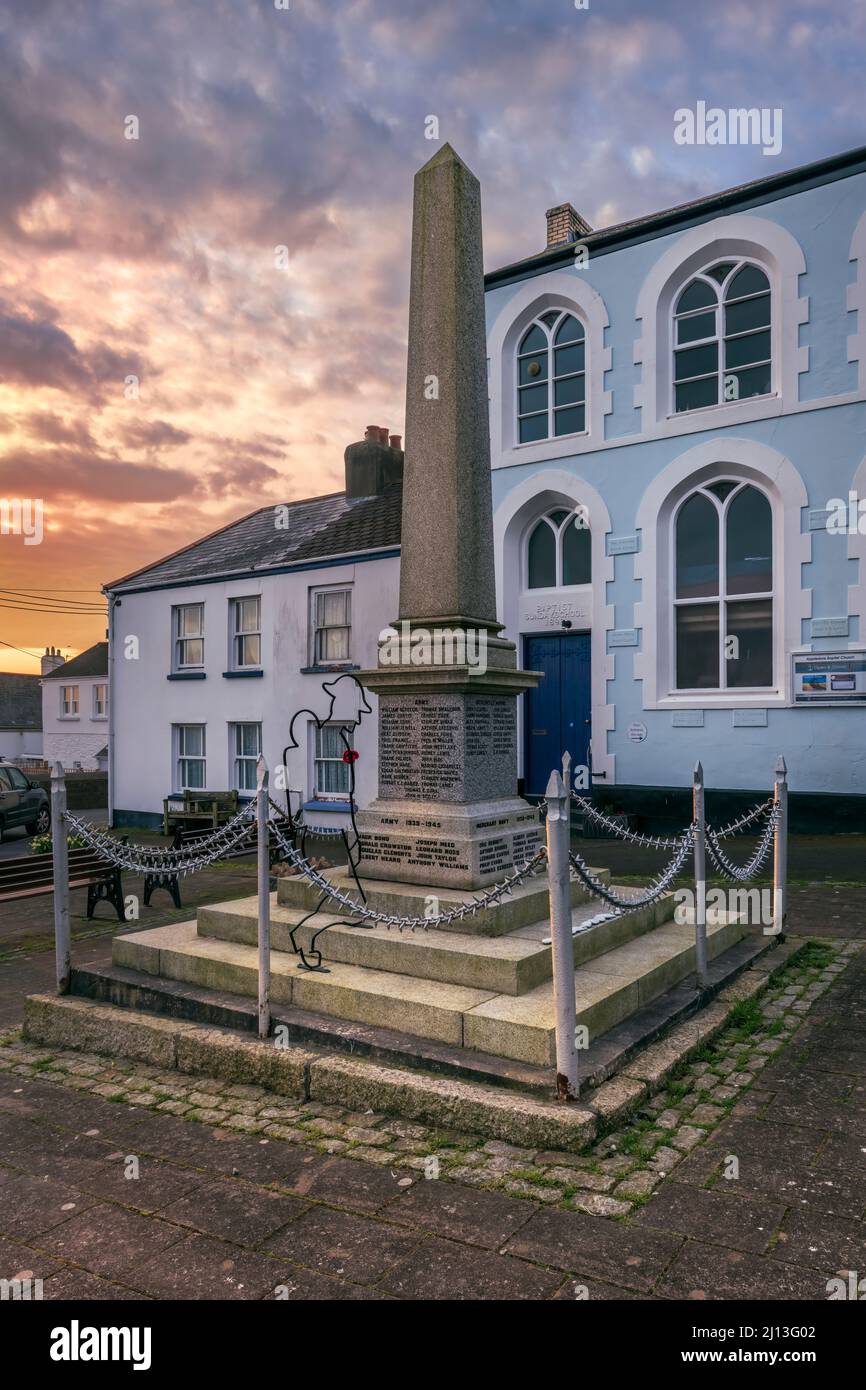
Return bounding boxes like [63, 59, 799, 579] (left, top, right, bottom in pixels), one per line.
[0, 761, 50, 840]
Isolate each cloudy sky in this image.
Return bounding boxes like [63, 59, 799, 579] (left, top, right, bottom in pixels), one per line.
[0, 0, 863, 670]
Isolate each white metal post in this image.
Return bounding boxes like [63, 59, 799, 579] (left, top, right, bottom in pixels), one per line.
[545, 768, 579, 1101]
[772, 755, 788, 937]
[256, 755, 271, 1040]
[51, 761, 70, 995]
[693, 760, 708, 990]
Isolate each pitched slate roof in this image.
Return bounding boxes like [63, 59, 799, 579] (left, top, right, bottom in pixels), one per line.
[106, 485, 402, 594]
[42, 641, 108, 681]
[0, 674, 42, 730]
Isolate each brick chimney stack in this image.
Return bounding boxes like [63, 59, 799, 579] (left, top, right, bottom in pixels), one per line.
[545, 202, 592, 248]
[41, 646, 64, 675]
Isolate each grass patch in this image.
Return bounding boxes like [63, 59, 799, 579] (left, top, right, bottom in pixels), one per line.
[666, 1081, 690, 1104]
[726, 997, 764, 1042]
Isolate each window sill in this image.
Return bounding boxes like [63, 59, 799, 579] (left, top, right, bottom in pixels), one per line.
[168, 671, 206, 681]
[300, 664, 359, 675]
[91, 715, 108, 722]
[652, 692, 786, 710]
[513, 428, 589, 450]
[665, 392, 778, 423]
[302, 799, 351, 813]
[223, 669, 264, 679]
[58, 716, 80, 722]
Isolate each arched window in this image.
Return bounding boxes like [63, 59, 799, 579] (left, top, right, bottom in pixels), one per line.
[517, 311, 586, 442]
[673, 261, 771, 413]
[674, 481, 773, 689]
[527, 507, 591, 588]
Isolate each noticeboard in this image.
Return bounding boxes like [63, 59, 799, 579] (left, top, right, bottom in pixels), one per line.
[792, 651, 866, 705]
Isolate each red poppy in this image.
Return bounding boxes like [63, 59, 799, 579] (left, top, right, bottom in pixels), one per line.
[342, 749, 359, 764]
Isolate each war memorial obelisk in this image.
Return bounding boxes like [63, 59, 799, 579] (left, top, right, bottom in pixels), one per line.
[356, 145, 542, 889]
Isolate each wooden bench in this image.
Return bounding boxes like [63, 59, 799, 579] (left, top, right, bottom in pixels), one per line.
[0, 846, 125, 921]
[162, 790, 239, 837]
[144, 816, 293, 909]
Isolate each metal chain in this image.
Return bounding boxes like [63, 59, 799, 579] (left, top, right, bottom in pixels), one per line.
[571, 794, 689, 850]
[705, 803, 779, 881]
[64, 804, 258, 877]
[568, 823, 696, 912]
[707, 797, 776, 839]
[268, 819, 548, 929]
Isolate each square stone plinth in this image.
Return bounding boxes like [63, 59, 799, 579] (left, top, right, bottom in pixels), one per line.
[377, 690, 518, 803]
[355, 797, 542, 890]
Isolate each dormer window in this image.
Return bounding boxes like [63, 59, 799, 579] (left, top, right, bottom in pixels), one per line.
[517, 311, 586, 442]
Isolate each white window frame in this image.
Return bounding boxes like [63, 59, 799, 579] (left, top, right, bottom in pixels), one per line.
[670, 260, 772, 418]
[60, 685, 79, 717]
[633, 440, 812, 711]
[230, 596, 262, 670]
[670, 480, 774, 694]
[175, 724, 206, 791]
[173, 603, 204, 671]
[633, 215, 808, 438]
[524, 506, 591, 590]
[514, 309, 587, 446]
[311, 721, 355, 802]
[230, 722, 261, 793]
[310, 586, 352, 667]
[92, 683, 108, 718]
[489, 275, 613, 466]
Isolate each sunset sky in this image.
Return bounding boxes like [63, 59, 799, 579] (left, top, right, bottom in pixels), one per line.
[0, 0, 862, 672]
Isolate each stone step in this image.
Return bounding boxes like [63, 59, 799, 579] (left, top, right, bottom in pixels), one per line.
[196, 890, 674, 996]
[113, 909, 747, 1064]
[274, 864, 609, 937]
[464, 914, 749, 1065]
[114, 922, 496, 1047]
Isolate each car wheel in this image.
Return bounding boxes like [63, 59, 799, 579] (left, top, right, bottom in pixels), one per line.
[27, 808, 50, 835]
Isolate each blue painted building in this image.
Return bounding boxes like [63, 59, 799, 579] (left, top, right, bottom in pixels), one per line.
[485, 146, 866, 820]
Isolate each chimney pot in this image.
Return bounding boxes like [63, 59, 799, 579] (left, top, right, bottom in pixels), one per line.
[389, 434, 402, 451]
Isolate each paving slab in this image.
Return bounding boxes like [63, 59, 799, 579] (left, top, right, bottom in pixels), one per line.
[0, 1167, 99, 1240]
[380, 1178, 535, 1248]
[69, 1156, 207, 1215]
[657, 1239, 832, 1301]
[633, 1181, 785, 1254]
[42, 1268, 152, 1300]
[39, 1202, 186, 1279]
[159, 1178, 309, 1246]
[381, 1234, 564, 1300]
[263, 1206, 422, 1283]
[774, 1205, 866, 1271]
[503, 1207, 683, 1292]
[288, 1154, 415, 1213]
[126, 1233, 291, 1300]
[0, 1234, 65, 1283]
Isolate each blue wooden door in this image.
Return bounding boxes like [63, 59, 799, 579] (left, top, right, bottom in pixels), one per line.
[524, 633, 591, 796]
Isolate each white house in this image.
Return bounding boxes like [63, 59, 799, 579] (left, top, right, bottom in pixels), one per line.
[41, 642, 109, 772]
[105, 428, 402, 828]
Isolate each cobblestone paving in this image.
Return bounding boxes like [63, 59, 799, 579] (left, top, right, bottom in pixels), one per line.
[0, 936, 864, 1299]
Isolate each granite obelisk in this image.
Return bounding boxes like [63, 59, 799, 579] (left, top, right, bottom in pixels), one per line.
[356, 145, 542, 889]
